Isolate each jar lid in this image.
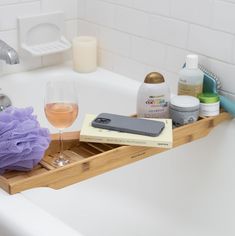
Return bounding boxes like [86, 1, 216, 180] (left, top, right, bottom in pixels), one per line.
[198, 93, 220, 103]
[170, 95, 200, 111]
[144, 72, 165, 84]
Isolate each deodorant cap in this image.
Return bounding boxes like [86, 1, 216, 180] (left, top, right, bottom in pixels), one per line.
[186, 54, 198, 69]
[144, 72, 165, 84]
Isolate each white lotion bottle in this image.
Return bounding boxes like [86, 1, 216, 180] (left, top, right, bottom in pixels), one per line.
[178, 54, 204, 97]
[137, 72, 170, 118]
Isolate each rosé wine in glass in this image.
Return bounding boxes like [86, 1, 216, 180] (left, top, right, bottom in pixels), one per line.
[44, 81, 78, 167]
[45, 103, 78, 129]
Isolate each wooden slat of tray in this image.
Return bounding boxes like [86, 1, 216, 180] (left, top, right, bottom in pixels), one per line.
[0, 112, 231, 194]
[0, 176, 9, 193]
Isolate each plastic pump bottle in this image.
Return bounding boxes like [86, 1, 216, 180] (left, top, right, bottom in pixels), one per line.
[178, 54, 204, 97]
[137, 72, 170, 118]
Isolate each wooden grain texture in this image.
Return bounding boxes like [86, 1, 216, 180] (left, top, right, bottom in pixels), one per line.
[0, 112, 232, 194]
[0, 176, 9, 193]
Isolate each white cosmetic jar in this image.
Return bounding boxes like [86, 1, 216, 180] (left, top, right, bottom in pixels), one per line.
[170, 95, 200, 126]
[198, 93, 220, 117]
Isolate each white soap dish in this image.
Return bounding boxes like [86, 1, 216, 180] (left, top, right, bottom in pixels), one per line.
[18, 12, 71, 56]
[21, 37, 70, 56]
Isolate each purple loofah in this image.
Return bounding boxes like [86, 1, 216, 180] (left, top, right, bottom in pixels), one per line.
[0, 107, 51, 174]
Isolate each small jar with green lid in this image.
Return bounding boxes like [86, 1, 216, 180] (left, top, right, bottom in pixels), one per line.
[198, 93, 220, 117]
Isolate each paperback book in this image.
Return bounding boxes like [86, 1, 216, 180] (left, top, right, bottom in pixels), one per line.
[80, 114, 173, 148]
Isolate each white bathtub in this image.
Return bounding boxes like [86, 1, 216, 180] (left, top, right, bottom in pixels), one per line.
[0, 64, 235, 236]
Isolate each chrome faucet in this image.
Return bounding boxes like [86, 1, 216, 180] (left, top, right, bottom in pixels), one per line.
[0, 40, 19, 111]
[0, 40, 20, 65]
[0, 93, 11, 111]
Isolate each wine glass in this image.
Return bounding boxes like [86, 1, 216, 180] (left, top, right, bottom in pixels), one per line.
[44, 81, 78, 167]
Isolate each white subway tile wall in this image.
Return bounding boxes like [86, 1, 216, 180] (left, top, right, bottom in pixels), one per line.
[85, 0, 115, 28]
[0, 0, 235, 96]
[171, 0, 213, 27]
[213, 0, 235, 34]
[149, 15, 188, 48]
[130, 36, 166, 68]
[77, 0, 235, 95]
[0, 0, 19, 5]
[114, 6, 149, 37]
[133, 0, 171, 16]
[0, 2, 40, 31]
[99, 27, 131, 57]
[41, 0, 78, 20]
[113, 54, 154, 82]
[98, 49, 114, 70]
[188, 24, 234, 63]
[0, 0, 78, 74]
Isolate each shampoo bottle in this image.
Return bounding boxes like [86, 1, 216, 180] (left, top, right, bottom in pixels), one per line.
[178, 54, 204, 97]
[137, 72, 170, 118]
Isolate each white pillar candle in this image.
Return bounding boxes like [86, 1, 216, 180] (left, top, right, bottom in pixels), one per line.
[72, 36, 97, 73]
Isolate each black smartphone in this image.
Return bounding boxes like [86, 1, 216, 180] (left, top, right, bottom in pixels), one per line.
[92, 113, 165, 137]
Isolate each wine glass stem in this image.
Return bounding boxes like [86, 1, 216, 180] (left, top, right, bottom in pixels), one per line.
[59, 130, 64, 159]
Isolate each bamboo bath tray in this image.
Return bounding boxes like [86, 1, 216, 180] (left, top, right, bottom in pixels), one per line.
[0, 112, 231, 194]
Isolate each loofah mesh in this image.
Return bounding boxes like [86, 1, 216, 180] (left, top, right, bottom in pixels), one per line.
[0, 107, 51, 174]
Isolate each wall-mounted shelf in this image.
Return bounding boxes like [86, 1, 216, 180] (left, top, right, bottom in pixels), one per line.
[0, 112, 231, 195]
[18, 12, 71, 56]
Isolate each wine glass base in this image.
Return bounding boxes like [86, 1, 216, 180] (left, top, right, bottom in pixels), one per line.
[53, 156, 70, 167]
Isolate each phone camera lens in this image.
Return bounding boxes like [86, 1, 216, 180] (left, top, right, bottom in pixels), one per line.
[95, 118, 110, 124]
[96, 118, 102, 123]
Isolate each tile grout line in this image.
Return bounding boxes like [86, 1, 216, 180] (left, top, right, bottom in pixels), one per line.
[77, 18, 235, 67]
[97, 0, 235, 36]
